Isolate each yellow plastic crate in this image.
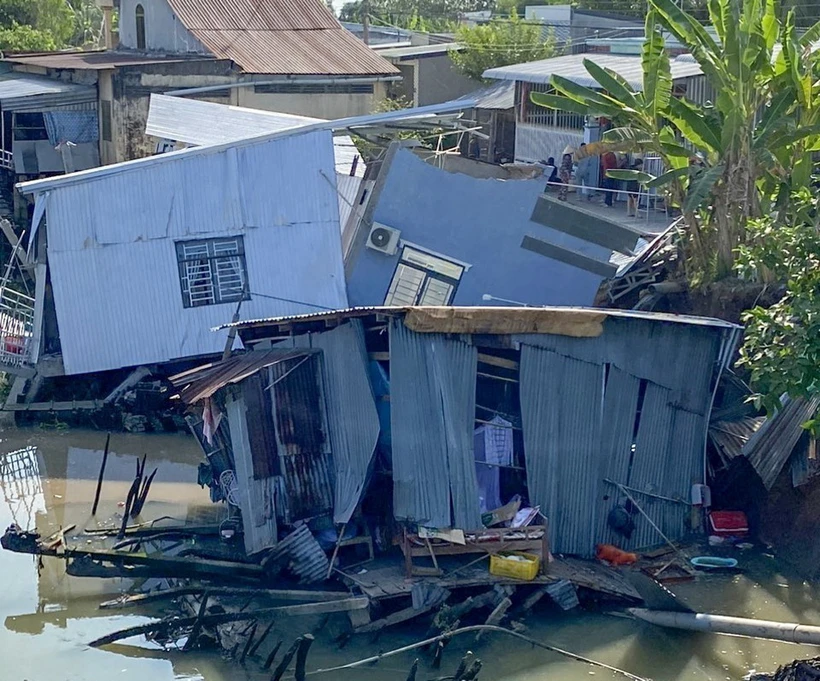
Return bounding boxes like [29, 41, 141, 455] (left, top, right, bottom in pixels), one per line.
[489, 551, 540, 581]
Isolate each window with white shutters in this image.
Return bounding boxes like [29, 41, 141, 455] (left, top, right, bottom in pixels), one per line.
[175, 237, 250, 308]
[384, 246, 464, 306]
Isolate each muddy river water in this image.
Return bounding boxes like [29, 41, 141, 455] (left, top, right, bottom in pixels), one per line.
[2, 428, 820, 681]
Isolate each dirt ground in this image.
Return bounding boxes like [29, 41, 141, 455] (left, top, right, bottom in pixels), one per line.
[760, 469, 820, 580]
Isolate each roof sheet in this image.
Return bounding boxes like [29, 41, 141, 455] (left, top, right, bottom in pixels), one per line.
[18, 99, 474, 195]
[170, 349, 310, 402]
[4, 51, 214, 70]
[224, 305, 741, 334]
[483, 52, 703, 87]
[188, 27, 398, 75]
[168, 0, 339, 30]
[165, 0, 397, 75]
[0, 72, 96, 110]
[453, 79, 514, 110]
[146, 94, 364, 176]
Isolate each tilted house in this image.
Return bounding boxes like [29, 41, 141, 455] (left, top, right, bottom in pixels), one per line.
[9, 127, 348, 379]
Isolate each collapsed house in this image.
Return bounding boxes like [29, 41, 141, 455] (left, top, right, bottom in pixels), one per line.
[174, 306, 740, 563]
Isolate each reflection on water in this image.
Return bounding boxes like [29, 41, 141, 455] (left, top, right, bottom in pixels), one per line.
[1, 428, 820, 681]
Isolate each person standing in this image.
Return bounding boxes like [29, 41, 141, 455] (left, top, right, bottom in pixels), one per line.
[626, 157, 643, 217]
[575, 143, 595, 201]
[558, 153, 573, 201]
[601, 150, 618, 206]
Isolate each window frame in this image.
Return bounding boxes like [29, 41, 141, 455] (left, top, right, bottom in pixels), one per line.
[384, 245, 464, 306]
[175, 236, 251, 309]
[135, 3, 146, 50]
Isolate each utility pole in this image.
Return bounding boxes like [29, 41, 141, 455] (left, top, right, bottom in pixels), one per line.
[362, 0, 370, 45]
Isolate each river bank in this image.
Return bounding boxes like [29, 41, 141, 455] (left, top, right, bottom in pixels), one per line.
[2, 427, 820, 681]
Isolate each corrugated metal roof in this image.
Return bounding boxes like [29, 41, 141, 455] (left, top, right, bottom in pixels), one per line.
[169, 0, 338, 30]
[189, 28, 398, 75]
[145, 94, 364, 176]
[483, 52, 703, 87]
[224, 305, 741, 334]
[0, 72, 96, 111]
[171, 349, 310, 403]
[18, 99, 474, 195]
[709, 417, 765, 462]
[741, 396, 820, 489]
[4, 51, 214, 70]
[453, 80, 514, 111]
[164, 0, 397, 75]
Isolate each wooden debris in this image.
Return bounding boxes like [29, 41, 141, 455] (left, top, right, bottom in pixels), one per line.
[271, 637, 303, 681]
[91, 433, 111, 516]
[239, 622, 257, 664]
[99, 586, 350, 609]
[248, 620, 275, 657]
[520, 585, 551, 612]
[183, 591, 210, 651]
[294, 634, 315, 681]
[406, 659, 419, 681]
[475, 598, 512, 642]
[354, 602, 439, 634]
[308, 624, 650, 681]
[89, 598, 369, 648]
[263, 640, 283, 670]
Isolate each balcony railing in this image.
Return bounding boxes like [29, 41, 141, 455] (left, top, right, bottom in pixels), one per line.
[0, 286, 34, 368]
[0, 150, 13, 171]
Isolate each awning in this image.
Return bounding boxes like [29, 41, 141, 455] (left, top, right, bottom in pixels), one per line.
[0, 73, 97, 112]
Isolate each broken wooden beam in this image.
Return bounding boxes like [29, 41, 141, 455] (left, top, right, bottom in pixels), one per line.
[99, 586, 350, 609]
[354, 602, 438, 634]
[89, 598, 369, 647]
[91, 433, 111, 516]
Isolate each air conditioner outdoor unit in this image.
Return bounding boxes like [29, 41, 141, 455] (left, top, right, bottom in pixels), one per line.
[366, 223, 401, 255]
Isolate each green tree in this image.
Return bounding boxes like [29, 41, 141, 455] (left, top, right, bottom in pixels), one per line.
[0, 0, 75, 51]
[532, 0, 820, 281]
[736, 188, 820, 420]
[451, 15, 559, 81]
[0, 22, 58, 51]
[340, 0, 489, 31]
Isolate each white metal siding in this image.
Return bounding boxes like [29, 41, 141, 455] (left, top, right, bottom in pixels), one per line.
[44, 129, 348, 375]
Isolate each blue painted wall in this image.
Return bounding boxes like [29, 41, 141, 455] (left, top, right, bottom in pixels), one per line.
[347, 150, 611, 308]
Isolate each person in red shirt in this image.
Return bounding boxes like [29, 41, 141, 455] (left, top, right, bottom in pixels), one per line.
[601, 151, 618, 206]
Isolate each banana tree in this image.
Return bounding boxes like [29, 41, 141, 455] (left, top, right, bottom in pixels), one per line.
[531, 0, 820, 280]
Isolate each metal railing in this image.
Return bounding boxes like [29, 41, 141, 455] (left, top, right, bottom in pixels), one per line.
[0, 286, 34, 368]
[0, 150, 13, 171]
[541, 179, 671, 224]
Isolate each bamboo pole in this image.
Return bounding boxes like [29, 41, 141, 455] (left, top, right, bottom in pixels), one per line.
[91, 433, 111, 516]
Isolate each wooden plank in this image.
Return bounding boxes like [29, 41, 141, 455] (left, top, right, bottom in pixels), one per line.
[477, 353, 519, 370]
[99, 586, 352, 609]
[3, 399, 105, 412]
[354, 603, 438, 634]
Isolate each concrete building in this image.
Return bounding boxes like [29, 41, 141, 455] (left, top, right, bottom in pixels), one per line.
[375, 43, 478, 107]
[343, 144, 649, 310]
[483, 51, 708, 164]
[0, 0, 398, 196]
